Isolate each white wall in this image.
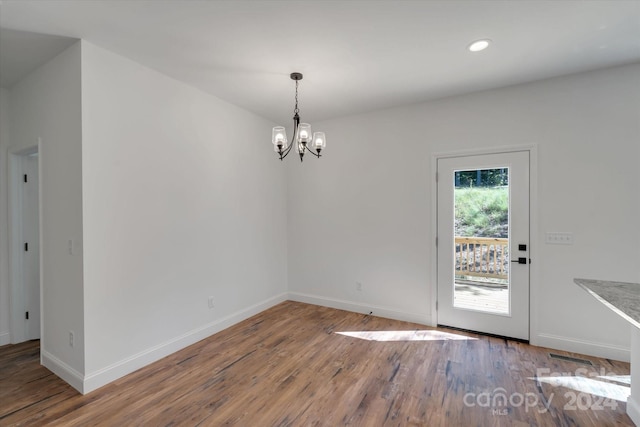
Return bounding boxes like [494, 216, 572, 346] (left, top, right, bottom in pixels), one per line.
[288, 63, 640, 361]
[8, 43, 85, 380]
[0, 88, 10, 345]
[80, 42, 287, 392]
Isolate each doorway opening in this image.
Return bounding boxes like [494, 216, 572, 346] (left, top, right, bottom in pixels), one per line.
[9, 145, 41, 344]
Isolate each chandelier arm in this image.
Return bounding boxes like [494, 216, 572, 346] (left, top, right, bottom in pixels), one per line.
[303, 145, 321, 158]
[279, 141, 294, 160]
[277, 115, 299, 160]
[292, 113, 300, 140]
[292, 114, 304, 160]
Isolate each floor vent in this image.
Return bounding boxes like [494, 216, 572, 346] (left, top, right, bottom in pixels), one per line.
[549, 353, 593, 365]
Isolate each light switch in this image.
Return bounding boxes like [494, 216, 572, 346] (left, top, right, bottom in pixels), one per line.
[545, 232, 573, 245]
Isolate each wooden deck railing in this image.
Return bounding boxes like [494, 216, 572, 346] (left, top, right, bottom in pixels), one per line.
[455, 236, 509, 282]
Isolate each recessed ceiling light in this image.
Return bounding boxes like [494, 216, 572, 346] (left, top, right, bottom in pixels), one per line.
[468, 39, 491, 52]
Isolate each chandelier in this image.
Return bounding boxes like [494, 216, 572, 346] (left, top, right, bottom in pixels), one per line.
[272, 72, 326, 161]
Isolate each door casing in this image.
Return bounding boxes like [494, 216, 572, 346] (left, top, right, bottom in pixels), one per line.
[430, 145, 539, 343]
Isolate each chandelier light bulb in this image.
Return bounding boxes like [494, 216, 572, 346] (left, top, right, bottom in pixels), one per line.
[312, 132, 326, 151]
[272, 126, 288, 149]
[298, 123, 311, 143]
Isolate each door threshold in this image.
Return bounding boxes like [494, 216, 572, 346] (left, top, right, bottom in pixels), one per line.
[437, 324, 529, 344]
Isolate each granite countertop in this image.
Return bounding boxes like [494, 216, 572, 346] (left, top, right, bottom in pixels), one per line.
[575, 278, 640, 330]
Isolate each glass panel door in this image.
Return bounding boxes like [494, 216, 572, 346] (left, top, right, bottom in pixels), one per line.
[437, 151, 530, 340]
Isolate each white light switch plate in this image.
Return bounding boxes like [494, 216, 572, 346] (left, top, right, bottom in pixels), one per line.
[545, 232, 573, 245]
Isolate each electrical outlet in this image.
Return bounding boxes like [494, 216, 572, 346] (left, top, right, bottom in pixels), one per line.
[69, 331, 74, 348]
[208, 296, 215, 309]
[545, 232, 574, 245]
[356, 282, 363, 291]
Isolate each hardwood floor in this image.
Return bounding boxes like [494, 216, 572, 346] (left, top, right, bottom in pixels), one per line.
[0, 301, 633, 426]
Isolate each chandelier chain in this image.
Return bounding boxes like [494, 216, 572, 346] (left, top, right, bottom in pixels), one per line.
[294, 80, 299, 115]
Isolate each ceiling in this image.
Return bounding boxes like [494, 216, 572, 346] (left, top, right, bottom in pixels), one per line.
[1, 0, 639, 123]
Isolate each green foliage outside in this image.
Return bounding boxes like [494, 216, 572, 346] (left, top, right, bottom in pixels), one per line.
[455, 187, 508, 238]
[455, 169, 508, 187]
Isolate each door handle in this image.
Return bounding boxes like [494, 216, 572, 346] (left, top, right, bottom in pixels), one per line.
[511, 257, 528, 264]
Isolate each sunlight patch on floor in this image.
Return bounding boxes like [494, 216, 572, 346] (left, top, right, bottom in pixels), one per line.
[598, 375, 631, 385]
[336, 330, 477, 342]
[532, 375, 630, 402]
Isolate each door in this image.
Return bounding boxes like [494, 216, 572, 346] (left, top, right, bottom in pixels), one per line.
[22, 153, 40, 341]
[437, 151, 530, 340]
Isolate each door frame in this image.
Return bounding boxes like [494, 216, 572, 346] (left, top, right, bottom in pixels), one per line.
[430, 145, 539, 343]
[8, 140, 43, 344]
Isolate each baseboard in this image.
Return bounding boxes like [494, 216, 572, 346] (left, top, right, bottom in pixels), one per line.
[42, 350, 85, 393]
[287, 295, 629, 361]
[0, 331, 10, 346]
[535, 332, 630, 362]
[628, 394, 640, 426]
[287, 292, 432, 326]
[82, 292, 288, 394]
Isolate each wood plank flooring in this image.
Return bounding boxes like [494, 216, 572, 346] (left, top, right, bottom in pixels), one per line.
[0, 301, 633, 426]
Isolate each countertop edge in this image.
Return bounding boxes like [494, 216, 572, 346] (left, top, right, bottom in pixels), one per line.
[574, 278, 640, 330]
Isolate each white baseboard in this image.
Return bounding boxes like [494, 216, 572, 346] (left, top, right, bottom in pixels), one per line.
[535, 332, 630, 362]
[42, 350, 85, 393]
[628, 394, 640, 426]
[48, 294, 631, 396]
[0, 332, 10, 346]
[82, 292, 288, 394]
[287, 292, 432, 326]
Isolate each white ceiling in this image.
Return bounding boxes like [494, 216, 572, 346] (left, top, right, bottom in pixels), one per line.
[0, 28, 77, 88]
[1, 0, 639, 123]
